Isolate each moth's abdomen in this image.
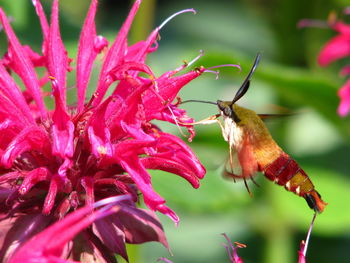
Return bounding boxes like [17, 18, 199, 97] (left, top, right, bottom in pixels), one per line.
[263, 153, 327, 213]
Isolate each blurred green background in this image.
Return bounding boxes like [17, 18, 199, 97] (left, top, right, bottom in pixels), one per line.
[1, 0, 350, 262]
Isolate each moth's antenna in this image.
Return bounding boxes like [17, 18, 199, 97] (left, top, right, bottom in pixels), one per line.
[231, 53, 261, 104]
[180, 99, 217, 105]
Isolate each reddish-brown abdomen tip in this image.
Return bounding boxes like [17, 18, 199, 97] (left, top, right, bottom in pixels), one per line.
[305, 191, 327, 213]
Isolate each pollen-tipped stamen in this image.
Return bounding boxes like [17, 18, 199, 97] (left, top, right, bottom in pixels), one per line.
[158, 8, 196, 30]
[187, 49, 204, 67]
[171, 50, 205, 75]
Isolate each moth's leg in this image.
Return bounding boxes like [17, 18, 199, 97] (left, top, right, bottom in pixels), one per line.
[223, 170, 253, 197]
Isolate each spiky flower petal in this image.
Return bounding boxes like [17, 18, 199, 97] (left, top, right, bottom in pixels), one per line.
[0, 0, 206, 261]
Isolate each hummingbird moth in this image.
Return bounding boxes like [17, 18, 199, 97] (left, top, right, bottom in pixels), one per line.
[183, 54, 327, 213]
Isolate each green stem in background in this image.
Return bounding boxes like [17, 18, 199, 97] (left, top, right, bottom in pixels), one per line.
[263, 225, 293, 263]
[130, 0, 156, 44]
[262, 182, 294, 263]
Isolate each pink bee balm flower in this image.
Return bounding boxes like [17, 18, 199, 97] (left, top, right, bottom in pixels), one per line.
[299, 12, 350, 116]
[0, 0, 207, 261]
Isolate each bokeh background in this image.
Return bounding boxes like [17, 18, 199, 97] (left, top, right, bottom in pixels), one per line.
[0, 0, 349, 262]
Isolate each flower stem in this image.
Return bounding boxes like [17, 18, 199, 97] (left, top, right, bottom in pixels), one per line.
[263, 224, 293, 263]
[262, 183, 294, 263]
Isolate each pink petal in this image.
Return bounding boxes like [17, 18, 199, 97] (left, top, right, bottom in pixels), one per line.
[87, 99, 113, 158]
[337, 78, 350, 116]
[112, 205, 169, 248]
[318, 35, 350, 66]
[76, 0, 108, 112]
[125, 28, 159, 71]
[1, 126, 51, 168]
[18, 167, 50, 195]
[143, 68, 205, 117]
[0, 214, 52, 263]
[140, 157, 200, 188]
[31, 0, 50, 54]
[93, 0, 141, 107]
[42, 175, 59, 215]
[47, 0, 69, 107]
[93, 216, 128, 261]
[157, 132, 206, 179]
[332, 21, 350, 35]
[117, 152, 179, 223]
[0, 8, 47, 118]
[9, 196, 131, 263]
[81, 176, 95, 206]
[0, 64, 35, 124]
[51, 121, 75, 159]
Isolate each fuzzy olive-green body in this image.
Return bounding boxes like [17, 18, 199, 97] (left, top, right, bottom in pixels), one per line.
[230, 104, 283, 168]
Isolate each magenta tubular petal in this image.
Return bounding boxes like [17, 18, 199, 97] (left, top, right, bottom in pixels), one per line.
[0, 171, 21, 185]
[109, 61, 155, 82]
[119, 157, 163, 204]
[81, 176, 95, 206]
[118, 155, 180, 223]
[18, 167, 50, 195]
[126, 29, 159, 68]
[143, 68, 205, 116]
[158, 132, 205, 178]
[87, 98, 114, 158]
[43, 175, 59, 215]
[0, 95, 30, 132]
[153, 203, 179, 225]
[9, 196, 131, 263]
[0, 9, 47, 118]
[0, 64, 34, 124]
[318, 35, 350, 66]
[47, 0, 68, 107]
[140, 157, 200, 188]
[31, 0, 49, 54]
[94, 0, 142, 107]
[76, 0, 99, 112]
[1, 126, 51, 168]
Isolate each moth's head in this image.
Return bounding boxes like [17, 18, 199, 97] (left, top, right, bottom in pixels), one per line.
[217, 53, 261, 123]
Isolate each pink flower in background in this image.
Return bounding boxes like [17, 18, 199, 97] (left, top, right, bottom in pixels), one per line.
[299, 11, 350, 116]
[0, 0, 206, 261]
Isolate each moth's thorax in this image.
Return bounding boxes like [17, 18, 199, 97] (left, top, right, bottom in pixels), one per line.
[229, 104, 283, 167]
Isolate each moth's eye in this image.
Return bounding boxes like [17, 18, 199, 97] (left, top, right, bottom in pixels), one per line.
[223, 107, 231, 116]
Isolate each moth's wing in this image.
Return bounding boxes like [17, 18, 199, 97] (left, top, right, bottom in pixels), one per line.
[258, 113, 295, 120]
[223, 131, 259, 180]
